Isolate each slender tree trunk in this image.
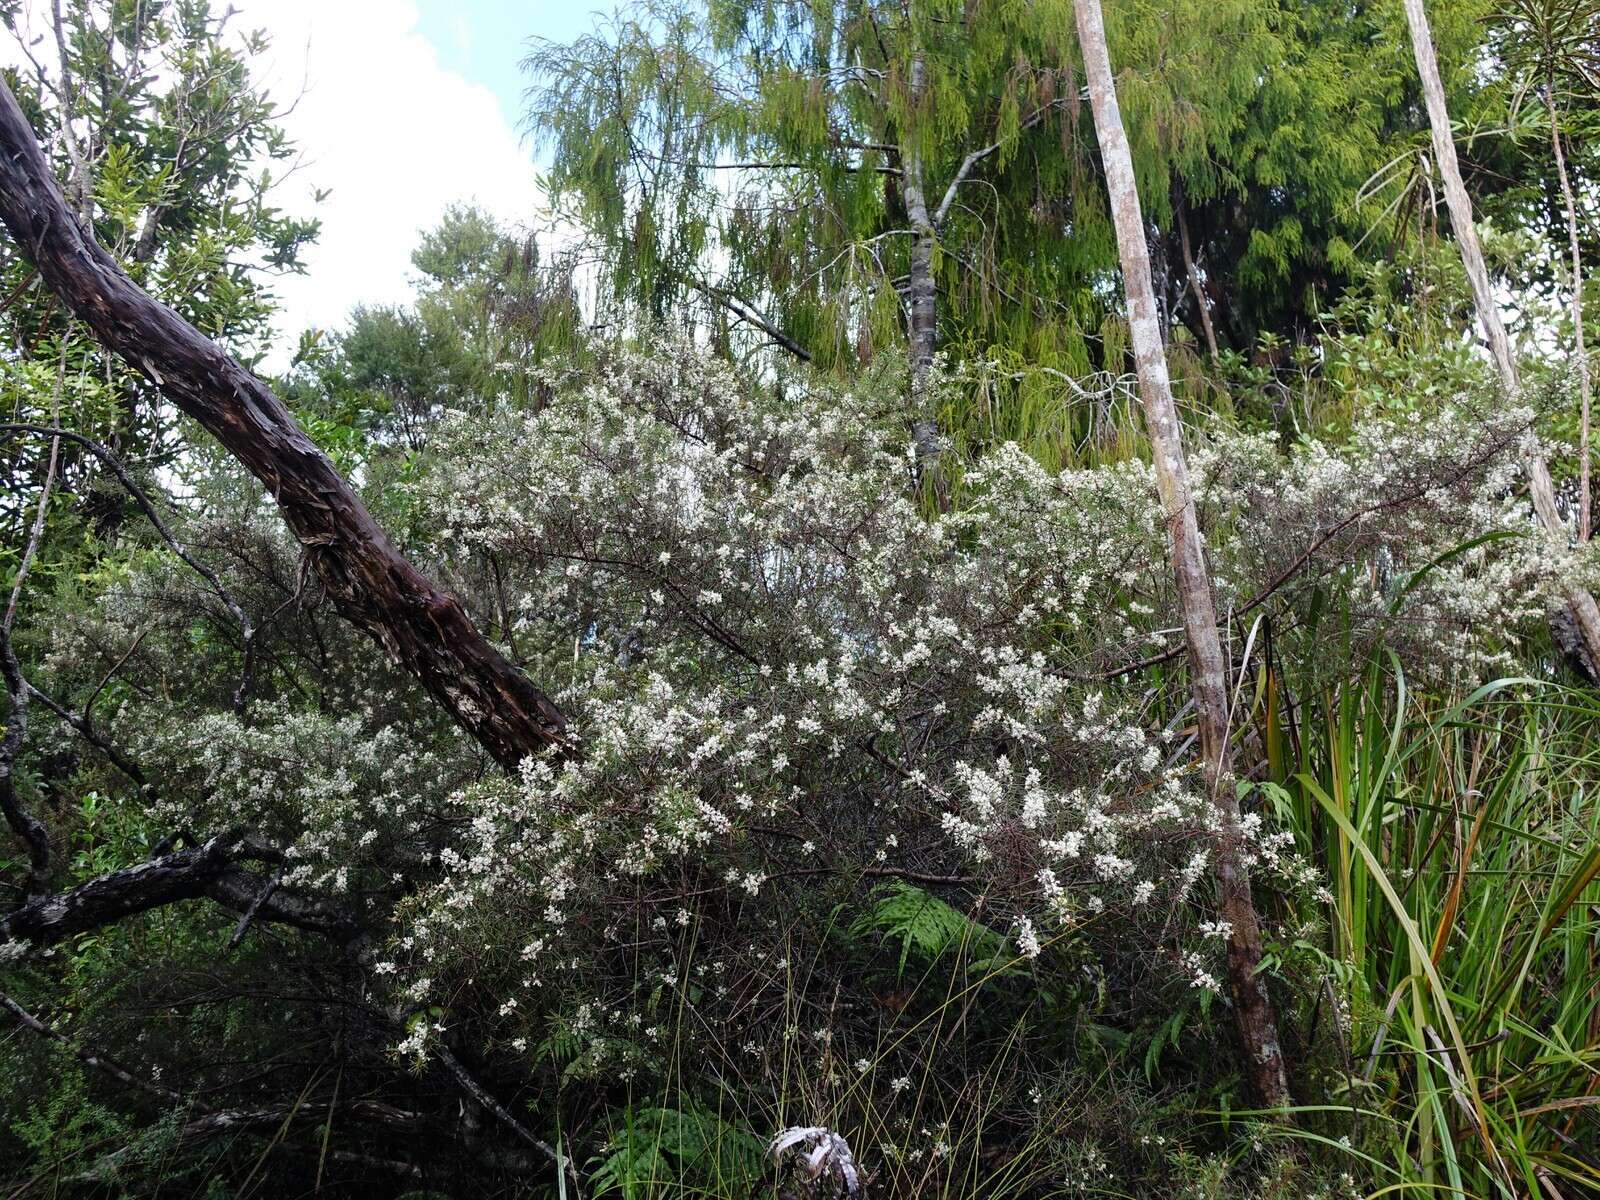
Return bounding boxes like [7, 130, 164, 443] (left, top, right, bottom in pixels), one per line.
[1401, 0, 1600, 675]
[1072, 0, 1291, 1109]
[0, 626, 51, 899]
[1548, 85, 1592, 543]
[1174, 187, 1220, 359]
[0, 78, 570, 770]
[901, 54, 948, 508]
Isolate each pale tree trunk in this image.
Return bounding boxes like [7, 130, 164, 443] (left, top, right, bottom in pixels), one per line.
[1072, 0, 1291, 1109]
[1401, 0, 1600, 674]
[902, 54, 949, 509]
[1547, 85, 1592, 543]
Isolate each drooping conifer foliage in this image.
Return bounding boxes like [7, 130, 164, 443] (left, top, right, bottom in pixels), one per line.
[4, 1, 1600, 1198]
[525, 0, 1505, 457]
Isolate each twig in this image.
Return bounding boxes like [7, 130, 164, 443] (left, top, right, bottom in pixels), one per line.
[0, 423, 256, 715]
[3, 338, 68, 632]
[435, 1043, 582, 1197]
[933, 99, 1070, 228]
[225, 868, 284, 951]
[678, 276, 811, 363]
[0, 988, 194, 1107]
[25, 678, 149, 790]
[0, 624, 50, 898]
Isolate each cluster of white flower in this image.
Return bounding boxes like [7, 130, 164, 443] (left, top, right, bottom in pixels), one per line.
[1189, 397, 1559, 683]
[132, 703, 466, 897]
[369, 336, 1557, 1050]
[47, 336, 1562, 1076]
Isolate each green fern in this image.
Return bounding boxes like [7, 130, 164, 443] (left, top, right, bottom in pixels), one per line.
[849, 881, 1004, 977]
[587, 1103, 765, 1199]
[535, 1025, 584, 1068]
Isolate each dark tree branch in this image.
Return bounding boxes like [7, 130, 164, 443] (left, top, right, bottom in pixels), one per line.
[204, 864, 362, 946]
[0, 989, 190, 1105]
[58, 1099, 557, 1185]
[679, 275, 812, 362]
[0, 833, 358, 949]
[224, 868, 283, 950]
[0, 79, 569, 769]
[0, 264, 38, 315]
[56, 1104, 436, 1186]
[436, 1043, 579, 1193]
[24, 678, 149, 790]
[0, 834, 238, 946]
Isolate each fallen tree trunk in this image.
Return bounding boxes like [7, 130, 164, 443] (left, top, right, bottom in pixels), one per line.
[0, 78, 569, 769]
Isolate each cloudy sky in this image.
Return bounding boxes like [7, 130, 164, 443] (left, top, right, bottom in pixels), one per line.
[233, 0, 597, 352]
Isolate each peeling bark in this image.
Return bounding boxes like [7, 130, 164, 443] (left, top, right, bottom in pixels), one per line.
[0, 78, 569, 769]
[1072, 0, 1291, 1109]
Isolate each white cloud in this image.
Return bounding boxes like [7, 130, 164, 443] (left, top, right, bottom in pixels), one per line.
[234, 0, 547, 353]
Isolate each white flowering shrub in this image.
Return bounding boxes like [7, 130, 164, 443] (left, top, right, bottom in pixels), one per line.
[312, 337, 1549, 1074]
[133, 705, 470, 898]
[1191, 401, 1560, 682]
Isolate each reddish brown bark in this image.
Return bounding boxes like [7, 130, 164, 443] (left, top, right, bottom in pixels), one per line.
[0, 78, 568, 770]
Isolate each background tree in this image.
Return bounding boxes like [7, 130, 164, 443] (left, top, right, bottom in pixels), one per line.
[525, 0, 1505, 466]
[1494, 0, 1600, 538]
[527, 2, 1224, 453]
[302, 206, 584, 453]
[1, 0, 316, 607]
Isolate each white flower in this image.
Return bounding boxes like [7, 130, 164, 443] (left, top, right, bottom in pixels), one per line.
[1015, 916, 1042, 959]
